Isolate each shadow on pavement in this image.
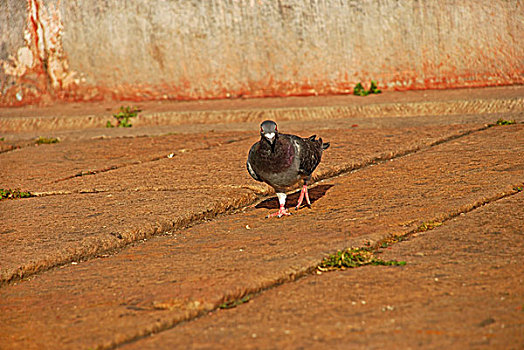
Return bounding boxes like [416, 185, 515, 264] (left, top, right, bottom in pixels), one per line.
[255, 184, 334, 209]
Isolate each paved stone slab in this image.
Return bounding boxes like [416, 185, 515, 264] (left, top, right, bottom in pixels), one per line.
[0, 130, 250, 190]
[0, 125, 521, 349]
[31, 124, 482, 194]
[124, 193, 524, 350]
[0, 121, 488, 192]
[1, 86, 523, 133]
[0, 121, 485, 285]
[0, 188, 256, 284]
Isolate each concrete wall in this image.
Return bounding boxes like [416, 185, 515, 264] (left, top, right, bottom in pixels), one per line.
[1, 0, 523, 106]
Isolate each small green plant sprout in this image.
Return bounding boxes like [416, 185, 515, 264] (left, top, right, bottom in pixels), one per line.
[106, 106, 141, 128]
[353, 80, 382, 96]
[416, 220, 442, 233]
[317, 248, 406, 271]
[35, 136, 59, 145]
[379, 234, 409, 249]
[353, 82, 369, 96]
[0, 188, 33, 200]
[495, 118, 516, 126]
[219, 295, 251, 309]
[369, 80, 381, 94]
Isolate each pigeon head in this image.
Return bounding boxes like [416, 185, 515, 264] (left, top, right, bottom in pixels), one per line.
[260, 120, 278, 145]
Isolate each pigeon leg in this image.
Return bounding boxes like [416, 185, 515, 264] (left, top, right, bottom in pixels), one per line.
[304, 185, 311, 206]
[295, 184, 312, 209]
[267, 193, 292, 218]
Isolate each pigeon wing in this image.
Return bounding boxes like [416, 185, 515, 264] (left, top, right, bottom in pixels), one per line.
[246, 143, 263, 182]
[296, 135, 324, 176]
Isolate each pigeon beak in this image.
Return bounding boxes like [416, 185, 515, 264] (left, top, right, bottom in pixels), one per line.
[264, 132, 275, 143]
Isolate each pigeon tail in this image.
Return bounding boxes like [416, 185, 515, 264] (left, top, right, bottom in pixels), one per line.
[318, 137, 330, 150]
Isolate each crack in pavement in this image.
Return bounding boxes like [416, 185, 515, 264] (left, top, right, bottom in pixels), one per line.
[375, 184, 524, 248]
[49, 136, 253, 184]
[108, 185, 524, 350]
[314, 123, 494, 182]
[30, 184, 256, 198]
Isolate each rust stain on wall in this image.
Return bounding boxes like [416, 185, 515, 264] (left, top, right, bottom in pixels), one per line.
[0, 0, 523, 107]
[0, 0, 97, 106]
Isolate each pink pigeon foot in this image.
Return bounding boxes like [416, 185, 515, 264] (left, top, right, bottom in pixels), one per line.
[266, 205, 292, 218]
[295, 184, 311, 209]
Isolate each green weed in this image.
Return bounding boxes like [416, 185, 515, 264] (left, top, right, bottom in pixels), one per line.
[495, 118, 516, 126]
[0, 188, 33, 200]
[106, 106, 141, 128]
[318, 248, 406, 271]
[353, 83, 368, 96]
[379, 235, 408, 249]
[354, 80, 382, 96]
[219, 295, 251, 309]
[416, 220, 442, 233]
[369, 80, 381, 94]
[35, 136, 59, 145]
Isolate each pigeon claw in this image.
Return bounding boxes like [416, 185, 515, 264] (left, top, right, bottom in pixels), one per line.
[295, 203, 311, 210]
[266, 206, 292, 218]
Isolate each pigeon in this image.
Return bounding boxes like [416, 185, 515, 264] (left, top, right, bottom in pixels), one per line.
[247, 120, 330, 218]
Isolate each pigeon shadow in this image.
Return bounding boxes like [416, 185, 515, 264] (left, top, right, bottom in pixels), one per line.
[255, 184, 334, 210]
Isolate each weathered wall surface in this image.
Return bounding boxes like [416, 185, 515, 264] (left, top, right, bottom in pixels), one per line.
[1, 0, 523, 106]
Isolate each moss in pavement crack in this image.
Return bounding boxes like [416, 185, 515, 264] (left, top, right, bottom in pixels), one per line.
[219, 295, 252, 309]
[495, 118, 516, 126]
[317, 248, 406, 272]
[487, 118, 516, 127]
[35, 136, 59, 145]
[0, 188, 34, 200]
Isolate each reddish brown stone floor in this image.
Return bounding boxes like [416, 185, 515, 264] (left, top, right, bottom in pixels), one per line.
[0, 88, 523, 349]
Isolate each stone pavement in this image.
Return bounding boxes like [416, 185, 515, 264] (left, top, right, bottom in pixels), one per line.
[0, 87, 523, 349]
[123, 192, 524, 350]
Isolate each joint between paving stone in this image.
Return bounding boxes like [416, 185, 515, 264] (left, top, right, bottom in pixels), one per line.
[374, 183, 524, 252]
[310, 123, 493, 186]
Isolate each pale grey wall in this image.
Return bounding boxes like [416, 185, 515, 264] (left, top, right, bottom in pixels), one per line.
[1, 0, 523, 105]
[0, 0, 27, 95]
